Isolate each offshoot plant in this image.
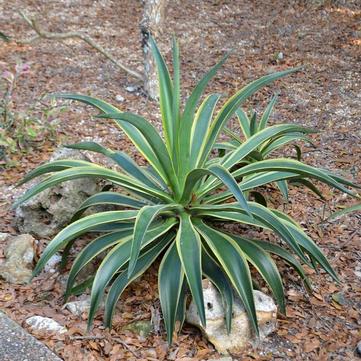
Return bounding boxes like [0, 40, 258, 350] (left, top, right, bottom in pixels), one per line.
[215, 95, 325, 205]
[15, 37, 359, 344]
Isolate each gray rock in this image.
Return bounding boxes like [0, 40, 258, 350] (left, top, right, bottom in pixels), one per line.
[15, 147, 103, 238]
[125, 85, 137, 93]
[64, 297, 91, 316]
[25, 316, 67, 334]
[123, 320, 152, 339]
[186, 279, 277, 355]
[0, 233, 35, 284]
[0, 312, 62, 361]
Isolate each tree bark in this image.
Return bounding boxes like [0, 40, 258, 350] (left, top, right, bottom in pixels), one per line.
[141, 0, 166, 99]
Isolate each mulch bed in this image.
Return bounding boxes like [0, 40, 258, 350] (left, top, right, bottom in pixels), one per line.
[0, 1, 360, 360]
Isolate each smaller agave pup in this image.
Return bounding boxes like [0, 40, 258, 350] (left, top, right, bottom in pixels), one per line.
[215, 95, 324, 205]
[14, 37, 359, 344]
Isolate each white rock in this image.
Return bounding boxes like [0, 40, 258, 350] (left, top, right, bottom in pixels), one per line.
[186, 279, 277, 355]
[25, 316, 67, 334]
[64, 298, 91, 316]
[115, 94, 125, 102]
[44, 253, 62, 273]
[125, 85, 137, 93]
[0, 233, 35, 284]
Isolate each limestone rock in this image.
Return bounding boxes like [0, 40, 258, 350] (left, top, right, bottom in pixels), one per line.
[123, 320, 152, 339]
[64, 297, 91, 316]
[186, 279, 277, 355]
[15, 148, 103, 238]
[0, 233, 35, 284]
[25, 316, 67, 334]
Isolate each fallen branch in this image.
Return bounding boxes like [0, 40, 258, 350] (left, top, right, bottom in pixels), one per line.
[17, 11, 144, 82]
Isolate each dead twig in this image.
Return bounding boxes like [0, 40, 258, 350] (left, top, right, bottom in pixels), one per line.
[17, 11, 144, 82]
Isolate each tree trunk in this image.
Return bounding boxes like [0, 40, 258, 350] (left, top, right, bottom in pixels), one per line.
[141, 0, 166, 99]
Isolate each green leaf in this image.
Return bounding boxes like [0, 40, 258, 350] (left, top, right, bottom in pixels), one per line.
[195, 220, 258, 335]
[205, 171, 297, 204]
[16, 159, 91, 186]
[104, 232, 174, 327]
[231, 235, 285, 313]
[223, 124, 313, 171]
[202, 247, 234, 333]
[98, 112, 180, 196]
[33, 210, 138, 277]
[232, 159, 356, 197]
[14, 165, 173, 209]
[271, 209, 339, 281]
[65, 230, 132, 300]
[172, 37, 181, 145]
[277, 180, 289, 201]
[88, 239, 133, 328]
[180, 53, 229, 151]
[200, 68, 302, 166]
[189, 94, 222, 170]
[181, 164, 251, 216]
[176, 213, 205, 326]
[54, 93, 169, 185]
[149, 36, 174, 152]
[128, 204, 179, 277]
[258, 94, 278, 131]
[223, 127, 243, 145]
[235, 108, 251, 139]
[261, 133, 313, 157]
[175, 280, 188, 332]
[65, 218, 176, 299]
[72, 191, 147, 221]
[249, 111, 257, 136]
[69, 276, 95, 296]
[66, 141, 159, 188]
[192, 203, 310, 265]
[200, 158, 357, 199]
[158, 241, 184, 344]
[252, 239, 312, 290]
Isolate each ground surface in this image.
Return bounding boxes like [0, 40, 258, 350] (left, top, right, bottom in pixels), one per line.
[0, 0, 360, 360]
[0, 311, 62, 361]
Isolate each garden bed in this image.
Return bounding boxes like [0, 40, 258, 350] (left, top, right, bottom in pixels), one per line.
[0, 1, 360, 360]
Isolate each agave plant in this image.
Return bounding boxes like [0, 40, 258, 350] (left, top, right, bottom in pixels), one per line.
[215, 95, 325, 204]
[14, 37, 359, 344]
